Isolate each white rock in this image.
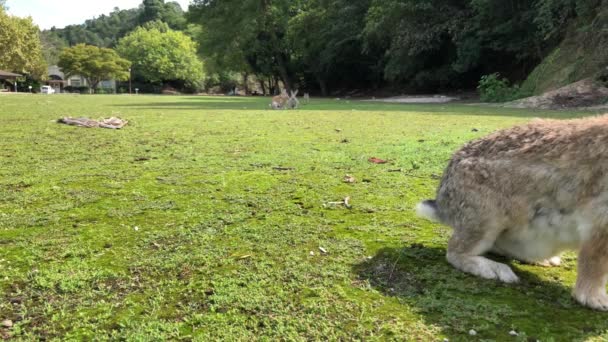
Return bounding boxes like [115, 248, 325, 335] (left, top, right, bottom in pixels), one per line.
[319, 247, 328, 254]
[309, 251, 315, 256]
[134, 226, 139, 231]
[469, 329, 477, 336]
[509, 330, 519, 336]
[1, 319, 13, 328]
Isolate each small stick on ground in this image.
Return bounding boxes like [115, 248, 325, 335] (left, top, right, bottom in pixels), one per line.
[325, 196, 352, 209]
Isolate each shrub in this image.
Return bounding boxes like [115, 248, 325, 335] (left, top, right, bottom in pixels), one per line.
[477, 73, 522, 103]
[17, 77, 41, 93]
[596, 67, 608, 87]
[64, 86, 90, 94]
[95, 88, 115, 95]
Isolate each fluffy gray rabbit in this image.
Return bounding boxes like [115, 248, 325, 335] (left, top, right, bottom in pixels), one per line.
[417, 114, 608, 310]
[286, 90, 299, 109]
[270, 90, 299, 110]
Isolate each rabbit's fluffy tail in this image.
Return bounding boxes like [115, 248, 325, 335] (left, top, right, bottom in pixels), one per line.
[416, 200, 440, 222]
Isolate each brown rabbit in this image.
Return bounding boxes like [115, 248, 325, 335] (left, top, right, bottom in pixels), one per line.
[270, 90, 289, 110]
[417, 114, 608, 310]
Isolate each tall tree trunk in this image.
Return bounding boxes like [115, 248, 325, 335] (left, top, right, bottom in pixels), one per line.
[258, 0, 293, 93]
[275, 54, 292, 93]
[273, 76, 281, 95]
[259, 77, 266, 96]
[88, 78, 99, 94]
[243, 72, 250, 95]
[315, 74, 328, 97]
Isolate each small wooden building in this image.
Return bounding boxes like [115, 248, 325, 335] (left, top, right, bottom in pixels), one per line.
[0, 70, 22, 92]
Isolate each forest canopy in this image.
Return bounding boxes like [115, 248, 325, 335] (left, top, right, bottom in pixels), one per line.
[29, 0, 608, 95]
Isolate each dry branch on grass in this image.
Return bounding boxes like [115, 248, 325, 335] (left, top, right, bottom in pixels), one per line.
[58, 117, 129, 129]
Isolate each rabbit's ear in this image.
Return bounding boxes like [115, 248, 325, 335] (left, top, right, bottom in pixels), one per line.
[293, 90, 299, 97]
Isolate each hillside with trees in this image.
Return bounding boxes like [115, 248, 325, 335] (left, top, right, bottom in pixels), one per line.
[42, 1, 186, 49]
[3, 0, 605, 97]
[188, 0, 607, 97]
[521, 3, 608, 95]
[39, 0, 200, 93]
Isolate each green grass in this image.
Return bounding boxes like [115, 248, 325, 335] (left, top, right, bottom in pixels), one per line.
[0, 94, 606, 341]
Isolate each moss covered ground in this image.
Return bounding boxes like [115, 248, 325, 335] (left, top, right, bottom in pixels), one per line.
[0, 94, 606, 341]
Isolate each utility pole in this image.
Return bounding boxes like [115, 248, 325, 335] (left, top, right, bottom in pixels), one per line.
[129, 68, 132, 95]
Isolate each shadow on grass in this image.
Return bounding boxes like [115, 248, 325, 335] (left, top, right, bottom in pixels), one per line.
[111, 96, 600, 118]
[355, 246, 608, 340]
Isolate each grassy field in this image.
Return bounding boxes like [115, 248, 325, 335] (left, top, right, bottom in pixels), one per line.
[0, 94, 606, 341]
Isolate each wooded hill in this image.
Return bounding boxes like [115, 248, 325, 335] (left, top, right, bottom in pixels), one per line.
[521, 3, 608, 95]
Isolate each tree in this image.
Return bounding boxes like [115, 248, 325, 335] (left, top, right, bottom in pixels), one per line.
[362, 0, 468, 90]
[0, 7, 47, 78]
[116, 22, 204, 88]
[288, 0, 376, 95]
[188, 0, 302, 92]
[52, 7, 140, 48]
[162, 1, 187, 30]
[58, 44, 131, 92]
[139, 0, 186, 30]
[140, 0, 164, 23]
[189, 0, 605, 94]
[43, 2, 187, 50]
[40, 29, 67, 65]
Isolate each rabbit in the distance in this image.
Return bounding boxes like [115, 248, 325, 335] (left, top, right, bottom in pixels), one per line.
[270, 90, 289, 110]
[417, 114, 608, 310]
[286, 90, 299, 109]
[270, 90, 299, 110]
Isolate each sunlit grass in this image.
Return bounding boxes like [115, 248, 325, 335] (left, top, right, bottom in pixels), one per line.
[0, 94, 604, 340]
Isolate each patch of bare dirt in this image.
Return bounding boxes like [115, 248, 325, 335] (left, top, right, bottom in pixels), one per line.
[364, 94, 460, 104]
[504, 79, 608, 110]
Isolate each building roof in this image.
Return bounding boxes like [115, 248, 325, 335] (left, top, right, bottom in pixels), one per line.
[0, 70, 22, 78]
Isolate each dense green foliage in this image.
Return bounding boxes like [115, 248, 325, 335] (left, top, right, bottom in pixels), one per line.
[188, 0, 375, 95]
[0, 6, 47, 78]
[188, 0, 606, 95]
[40, 1, 203, 93]
[117, 22, 204, 91]
[187, 0, 300, 93]
[40, 30, 68, 66]
[45, 1, 186, 49]
[39, 0, 189, 80]
[58, 44, 131, 91]
[521, 2, 608, 95]
[289, 0, 375, 94]
[37, 0, 606, 95]
[477, 73, 523, 103]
